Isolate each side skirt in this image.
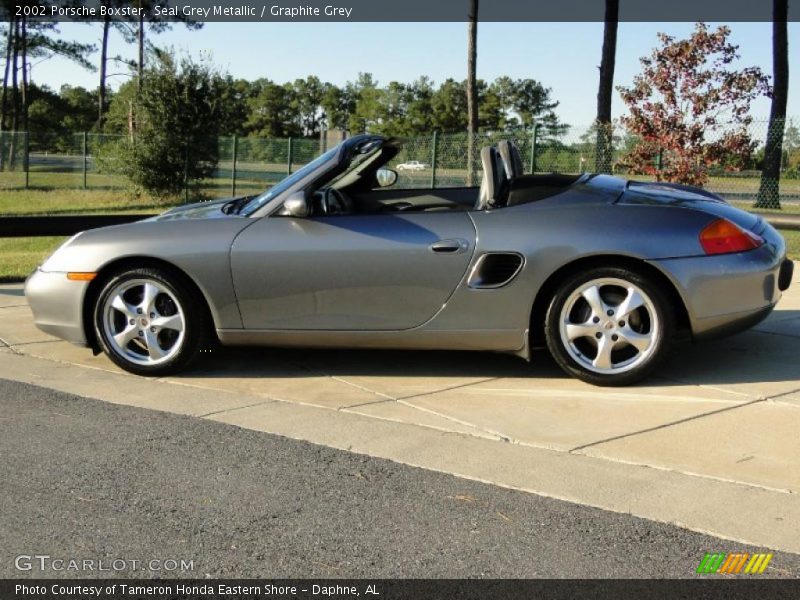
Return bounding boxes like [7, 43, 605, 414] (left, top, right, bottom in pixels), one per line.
[216, 328, 527, 355]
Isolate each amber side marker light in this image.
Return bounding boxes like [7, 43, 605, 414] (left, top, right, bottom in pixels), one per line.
[66, 272, 97, 281]
[699, 218, 765, 255]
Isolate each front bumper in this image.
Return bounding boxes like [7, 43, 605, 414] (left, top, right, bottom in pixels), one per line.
[25, 269, 90, 346]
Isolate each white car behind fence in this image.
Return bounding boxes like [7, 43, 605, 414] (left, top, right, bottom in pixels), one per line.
[396, 160, 428, 171]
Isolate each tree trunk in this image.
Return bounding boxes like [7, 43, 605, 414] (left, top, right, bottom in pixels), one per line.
[1, 16, 14, 133]
[20, 14, 27, 134]
[137, 9, 144, 92]
[466, 0, 478, 186]
[595, 0, 618, 174]
[97, 17, 110, 130]
[8, 18, 19, 167]
[756, 0, 788, 209]
[0, 16, 14, 170]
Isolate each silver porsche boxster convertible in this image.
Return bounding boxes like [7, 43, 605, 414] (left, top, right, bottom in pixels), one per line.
[26, 135, 793, 385]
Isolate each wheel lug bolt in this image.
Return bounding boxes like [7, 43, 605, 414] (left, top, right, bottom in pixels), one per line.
[618, 320, 625, 327]
[136, 308, 142, 314]
[150, 327, 156, 333]
[138, 331, 144, 337]
[611, 334, 619, 341]
[149, 312, 155, 318]
[592, 317, 600, 323]
[606, 309, 614, 316]
[595, 332, 603, 339]
[129, 319, 135, 325]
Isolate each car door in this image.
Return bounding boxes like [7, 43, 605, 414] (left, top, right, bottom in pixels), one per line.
[230, 211, 476, 330]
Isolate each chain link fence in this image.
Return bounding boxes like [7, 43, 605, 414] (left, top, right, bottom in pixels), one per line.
[1, 119, 798, 208]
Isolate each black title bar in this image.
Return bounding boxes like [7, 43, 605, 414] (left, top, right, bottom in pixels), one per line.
[2, 0, 799, 22]
[4, 579, 800, 600]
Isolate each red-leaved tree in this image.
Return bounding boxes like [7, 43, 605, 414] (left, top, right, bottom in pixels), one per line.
[618, 23, 770, 186]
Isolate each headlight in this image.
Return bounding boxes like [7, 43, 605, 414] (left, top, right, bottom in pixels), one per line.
[40, 232, 83, 271]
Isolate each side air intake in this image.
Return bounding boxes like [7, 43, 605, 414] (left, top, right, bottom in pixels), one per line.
[468, 253, 524, 289]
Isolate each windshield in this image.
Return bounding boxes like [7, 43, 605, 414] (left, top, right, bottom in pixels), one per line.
[239, 146, 338, 217]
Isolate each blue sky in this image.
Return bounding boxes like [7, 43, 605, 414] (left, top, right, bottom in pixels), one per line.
[30, 21, 799, 125]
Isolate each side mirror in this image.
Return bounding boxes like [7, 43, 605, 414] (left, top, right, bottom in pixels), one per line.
[282, 191, 309, 217]
[376, 168, 398, 188]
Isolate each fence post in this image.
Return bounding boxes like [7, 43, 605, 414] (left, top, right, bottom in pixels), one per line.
[82, 132, 88, 189]
[430, 131, 438, 189]
[231, 135, 238, 197]
[287, 137, 293, 175]
[24, 131, 29, 188]
[529, 123, 539, 174]
[183, 145, 189, 204]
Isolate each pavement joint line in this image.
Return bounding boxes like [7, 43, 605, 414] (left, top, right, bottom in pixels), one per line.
[567, 397, 768, 454]
[339, 398, 396, 410]
[0, 336, 22, 355]
[295, 362, 397, 401]
[765, 385, 800, 402]
[456, 386, 750, 404]
[154, 376, 380, 415]
[0, 304, 27, 309]
[136, 362, 519, 443]
[338, 406, 505, 441]
[395, 398, 514, 443]
[197, 399, 278, 418]
[571, 451, 796, 496]
[649, 374, 757, 400]
[155, 375, 257, 398]
[394, 377, 502, 402]
[328, 374, 397, 400]
[4, 339, 70, 347]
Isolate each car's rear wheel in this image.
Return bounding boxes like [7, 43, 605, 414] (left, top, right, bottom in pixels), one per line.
[94, 267, 208, 376]
[544, 267, 674, 386]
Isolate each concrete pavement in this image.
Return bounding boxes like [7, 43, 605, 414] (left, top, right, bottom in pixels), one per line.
[1, 274, 799, 555]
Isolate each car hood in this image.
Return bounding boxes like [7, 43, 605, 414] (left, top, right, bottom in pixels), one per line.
[620, 180, 761, 232]
[149, 196, 253, 221]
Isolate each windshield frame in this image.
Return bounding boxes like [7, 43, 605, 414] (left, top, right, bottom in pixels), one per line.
[239, 146, 339, 217]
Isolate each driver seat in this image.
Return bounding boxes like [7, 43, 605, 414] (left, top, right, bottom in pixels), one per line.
[474, 146, 507, 210]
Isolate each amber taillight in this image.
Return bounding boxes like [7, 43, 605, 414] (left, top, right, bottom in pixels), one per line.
[699, 219, 764, 255]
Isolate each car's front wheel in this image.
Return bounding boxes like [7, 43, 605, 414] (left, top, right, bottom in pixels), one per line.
[544, 267, 674, 386]
[94, 267, 208, 376]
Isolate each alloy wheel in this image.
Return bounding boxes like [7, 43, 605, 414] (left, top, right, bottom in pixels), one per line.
[558, 277, 660, 375]
[101, 278, 186, 366]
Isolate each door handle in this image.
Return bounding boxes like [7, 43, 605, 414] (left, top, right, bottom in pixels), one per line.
[429, 239, 469, 254]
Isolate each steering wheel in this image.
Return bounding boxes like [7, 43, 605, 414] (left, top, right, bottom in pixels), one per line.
[322, 188, 349, 215]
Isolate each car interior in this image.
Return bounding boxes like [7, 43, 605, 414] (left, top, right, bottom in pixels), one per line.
[306, 139, 582, 217]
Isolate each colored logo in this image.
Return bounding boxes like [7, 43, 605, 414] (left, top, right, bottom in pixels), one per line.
[696, 552, 773, 575]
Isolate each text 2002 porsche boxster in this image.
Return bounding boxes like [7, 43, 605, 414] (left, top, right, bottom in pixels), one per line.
[26, 136, 793, 386]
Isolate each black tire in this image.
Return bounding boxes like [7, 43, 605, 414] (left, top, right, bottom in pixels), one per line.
[544, 266, 675, 386]
[93, 267, 210, 376]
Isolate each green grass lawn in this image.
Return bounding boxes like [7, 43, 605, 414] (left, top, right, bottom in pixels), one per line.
[782, 228, 800, 260]
[0, 236, 67, 282]
[0, 188, 177, 216]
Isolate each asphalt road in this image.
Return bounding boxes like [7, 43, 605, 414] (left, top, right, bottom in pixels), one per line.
[1, 378, 798, 579]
